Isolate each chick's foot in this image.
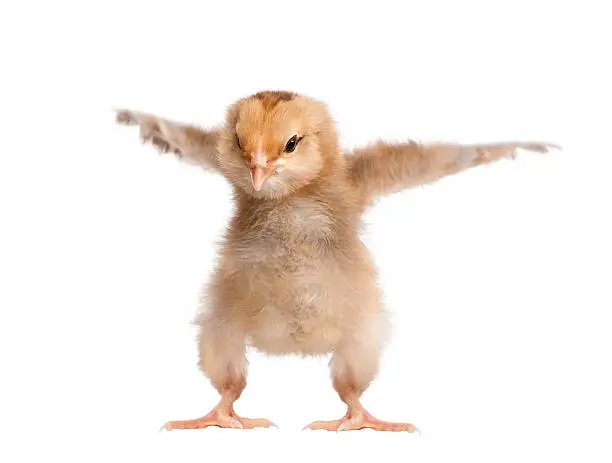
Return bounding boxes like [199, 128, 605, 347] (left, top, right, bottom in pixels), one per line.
[163, 406, 276, 431]
[304, 409, 418, 433]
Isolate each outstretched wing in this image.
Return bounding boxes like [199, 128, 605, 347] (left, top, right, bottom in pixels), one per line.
[347, 140, 559, 207]
[115, 109, 221, 171]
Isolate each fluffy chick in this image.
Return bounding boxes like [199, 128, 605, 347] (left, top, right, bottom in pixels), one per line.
[115, 90, 557, 432]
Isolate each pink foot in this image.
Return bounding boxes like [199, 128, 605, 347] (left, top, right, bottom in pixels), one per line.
[163, 407, 276, 431]
[305, 409, 418, 433]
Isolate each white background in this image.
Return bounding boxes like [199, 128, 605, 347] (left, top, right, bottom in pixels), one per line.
[1, 1, 611, 462]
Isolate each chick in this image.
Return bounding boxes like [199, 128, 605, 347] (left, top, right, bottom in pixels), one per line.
[115, 91, 557, 432]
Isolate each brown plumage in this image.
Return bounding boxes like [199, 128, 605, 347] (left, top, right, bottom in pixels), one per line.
[115, 91, 557, 432]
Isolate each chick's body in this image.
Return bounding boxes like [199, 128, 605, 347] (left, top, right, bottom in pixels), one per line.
[116, 90, 556, 432]
[211, 186, 379, 357]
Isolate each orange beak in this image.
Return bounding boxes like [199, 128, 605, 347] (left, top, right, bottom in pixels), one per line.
[249, 151, 274, 191]
[251, 166, 272, 191]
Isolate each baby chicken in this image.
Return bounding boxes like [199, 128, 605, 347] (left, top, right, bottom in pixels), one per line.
[115, 91, 557, 432]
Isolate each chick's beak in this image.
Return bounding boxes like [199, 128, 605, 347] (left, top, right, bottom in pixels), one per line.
[250, 165, 270, 191]
[249, 151, 274, 191]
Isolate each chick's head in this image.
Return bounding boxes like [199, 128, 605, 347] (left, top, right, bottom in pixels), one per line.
[217, 91, 338, 199]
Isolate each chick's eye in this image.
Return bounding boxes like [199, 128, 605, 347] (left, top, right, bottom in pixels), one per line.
[284, 135, 300, 153]
[236, 134, 242, 151]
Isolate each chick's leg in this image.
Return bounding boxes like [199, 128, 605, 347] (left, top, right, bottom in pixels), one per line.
[305, 318, 417, 433]
[163, 318, 275, 431]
